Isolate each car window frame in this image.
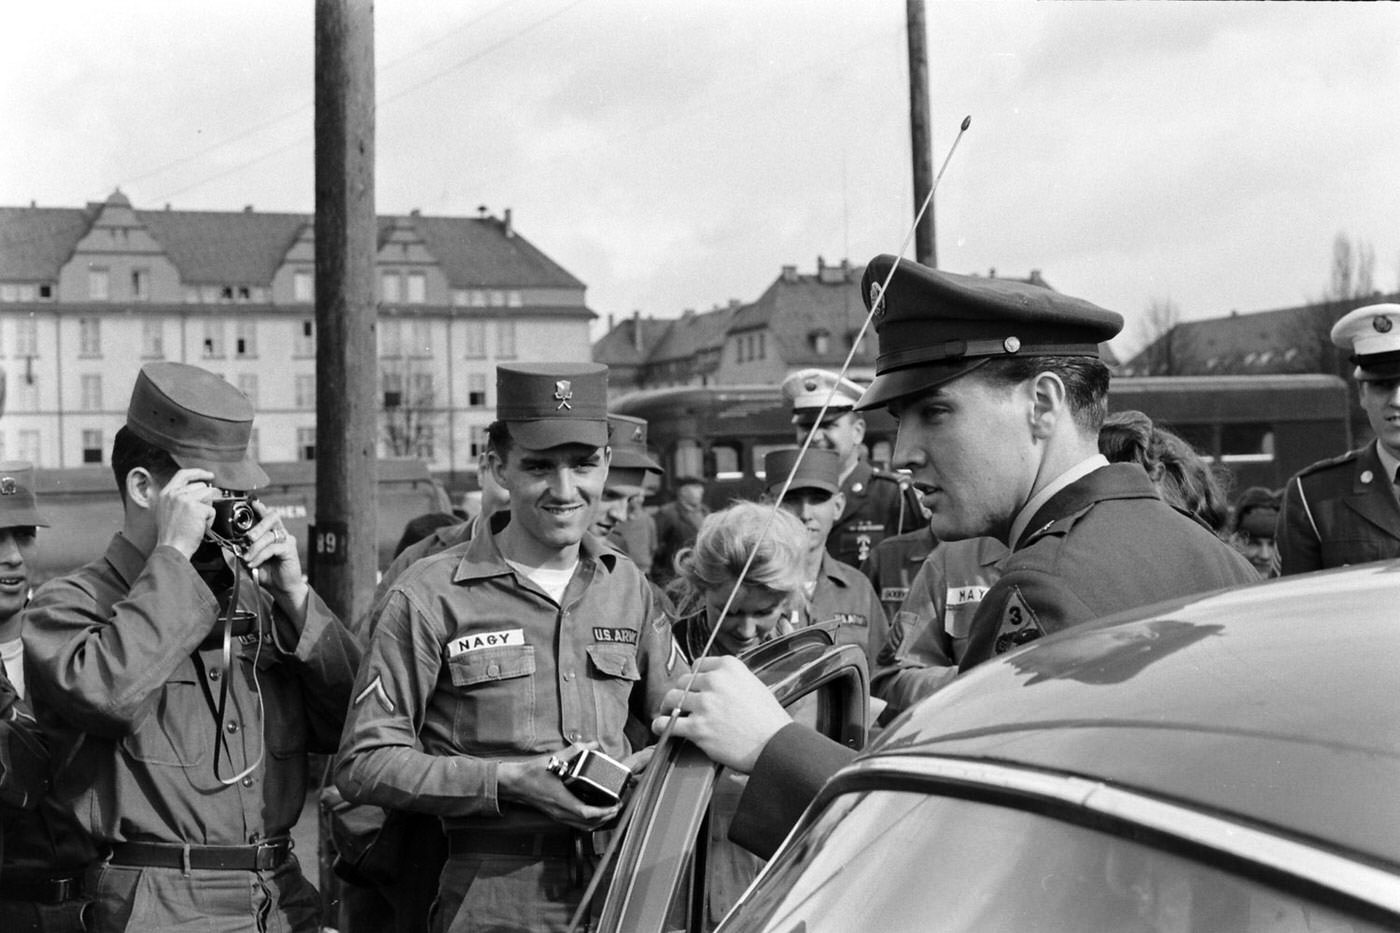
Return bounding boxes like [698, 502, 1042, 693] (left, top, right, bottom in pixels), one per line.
[593, 623, 869, 933]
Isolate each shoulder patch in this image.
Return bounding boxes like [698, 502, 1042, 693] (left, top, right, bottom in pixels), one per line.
[993, 586, 1045, 656]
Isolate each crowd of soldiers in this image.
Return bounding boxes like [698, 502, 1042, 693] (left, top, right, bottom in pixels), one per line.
[0, 255, 1398, 933]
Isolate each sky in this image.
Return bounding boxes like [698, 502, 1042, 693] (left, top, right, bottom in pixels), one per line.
[3, 1, 1399, 358]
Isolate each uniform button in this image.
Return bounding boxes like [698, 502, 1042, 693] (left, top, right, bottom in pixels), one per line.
[486, 662, 500, 677]
[563, 671, 574, 681]
[249, 832, 261, 843]
[570, 731, 582, 742]
[208, 669, 221, 681]
[241, 777, 254, 788]
[226, 721, 240, 734]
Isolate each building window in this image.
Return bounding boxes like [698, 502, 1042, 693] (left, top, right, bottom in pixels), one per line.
[409, 320, 431, 357]
[451, 289, 469, 307]
[463, 320, 486, 358]
[414, 425, 435, 460]
[220, 286, 235, 303]
[81, 374, 102, 410]
[381, 271, 401, 304]
[293, 270, 314, 303]
[88, 267, 109, 301]
[79, 317, 102, 357]
[758, 332, 767, 359]
[495, 320, 516, 359]
[203, 320, 225, 358]
[131, 268, 150, 302]
[237, 373, 259, 408]
[507, 291, 523, 308]
[17, 430, 39, 464]
[467, 373, 487, 407]
[469, 424, 488, 458]
[235, 320, 258, 358]
[382, 370, 403, 408]
[295, 319, 314, 357]
[82, 429, 103, 464]
[237, 286, 251, 302]
[38, 284, 52, 300]
[141, 319, 163, 358]
[297, 427, 316, 461]
[14, 318, 36, 357]
[410, 371, 434, 405]
[407, 273, 426, 305]
[295, 374, 316, 409]
[734, 337, 743, 363]
[380, 319, 402, 358]
[470, 290, 488, 308]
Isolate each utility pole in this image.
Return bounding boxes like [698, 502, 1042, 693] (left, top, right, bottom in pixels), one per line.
[906, 0, 936, 266]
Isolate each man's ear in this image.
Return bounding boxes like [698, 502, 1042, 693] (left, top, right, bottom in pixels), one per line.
[1029, 372, 1068, 440]
[831, 491, 846, 514]
[850, 415, 867, 445]
[125, 468, 157, 509]
[485, 449, 508, 489]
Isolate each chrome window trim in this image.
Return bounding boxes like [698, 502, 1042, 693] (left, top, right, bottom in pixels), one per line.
[827, 756, 1400, 913]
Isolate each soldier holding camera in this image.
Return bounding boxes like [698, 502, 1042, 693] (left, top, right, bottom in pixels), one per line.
[336, 363, 686, 933]
[22, 362, 360, 933]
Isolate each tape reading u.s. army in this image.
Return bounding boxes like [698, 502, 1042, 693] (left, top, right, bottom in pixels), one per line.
[592, 627, 638, 645]
[447, 629, 525, 657]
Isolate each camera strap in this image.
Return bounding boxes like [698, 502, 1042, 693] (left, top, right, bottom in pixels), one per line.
[191, 558, 268, 787]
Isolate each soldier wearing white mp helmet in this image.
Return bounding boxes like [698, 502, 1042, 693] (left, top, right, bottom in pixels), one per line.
[1277, 303, 1400, 574]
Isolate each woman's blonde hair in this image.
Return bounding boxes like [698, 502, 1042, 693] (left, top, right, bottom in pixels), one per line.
[666, 501, 809, 623]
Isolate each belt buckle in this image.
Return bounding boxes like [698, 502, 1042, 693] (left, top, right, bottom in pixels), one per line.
[252, 841, 283, 871]
[47, 877, 75, 904]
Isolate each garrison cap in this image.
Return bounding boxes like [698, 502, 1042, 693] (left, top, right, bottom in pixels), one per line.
[764, 446, 842, 498]
[855, 255, 1123, 410]
[607, 414, 663, 474]
[496, 362, 609, 449]
[1330, 303, 1400, 381]
[0, 462, 48, 528]
[781, 369, 865, 423]
[126, 361, 268, 490]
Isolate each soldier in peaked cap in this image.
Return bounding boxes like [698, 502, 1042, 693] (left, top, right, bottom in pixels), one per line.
[337, 363, 688, 933]
[654, 257, 1256, 861]
[22, 362, 361, 933]
[1277, 303, 1400, 574]
[0, 462, 101, 933]
[763, 447, 887, 670]
[781, 368, 922, 568]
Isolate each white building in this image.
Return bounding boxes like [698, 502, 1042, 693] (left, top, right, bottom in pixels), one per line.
[0, 190, 595, 482]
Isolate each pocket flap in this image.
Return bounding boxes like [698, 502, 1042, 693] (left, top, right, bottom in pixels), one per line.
[448, 645, 536, 687]
[586, 644, 640, 680]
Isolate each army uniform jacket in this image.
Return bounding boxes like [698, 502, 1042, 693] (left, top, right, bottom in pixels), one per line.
[960, 463, 1258, 671]
[802, 553, 888, 670]
[871, 536, 1007, 713]
[334, 517, 687, 833]
[860, 526, 937, 622]
[828, 461, 922, 568]
[1277, 441, 1400, 575]
[22, 534, 360, 846]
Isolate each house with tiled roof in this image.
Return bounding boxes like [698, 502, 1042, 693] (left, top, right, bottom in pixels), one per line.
[593, 259, 1108, 395]
[0, 190, 594, 477]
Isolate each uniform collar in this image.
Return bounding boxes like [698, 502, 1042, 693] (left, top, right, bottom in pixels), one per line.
[453, 511, 617, 584]
[1370, 440, 1400, 491]
[105, 532, 156, 589]
[1008, 454, 1108, 549]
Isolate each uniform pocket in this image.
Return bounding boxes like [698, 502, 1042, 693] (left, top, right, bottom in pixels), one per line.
[120, 676, 211, 768]
[586, 644, 639, 741]
[446, 645, 537, 750]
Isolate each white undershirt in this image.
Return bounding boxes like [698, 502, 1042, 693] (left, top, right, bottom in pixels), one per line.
[0, 636, 24, 699]
[505, 559, 578, 604]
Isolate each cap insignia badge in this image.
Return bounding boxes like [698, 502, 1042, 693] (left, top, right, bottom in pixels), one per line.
[631, 426, 644, 442]
[0, 478, 14, 496]
[554, 380, 573, 411]
[868, 282, 886, 320]
[1003, 336, 1022, 354]
[1374, 316, 1393, 334]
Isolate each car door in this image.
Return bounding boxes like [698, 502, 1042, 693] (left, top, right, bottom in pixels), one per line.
[590, 623, 869, 933]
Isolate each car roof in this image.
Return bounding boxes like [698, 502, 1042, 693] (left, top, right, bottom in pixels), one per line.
[874, 560, 1400, 870]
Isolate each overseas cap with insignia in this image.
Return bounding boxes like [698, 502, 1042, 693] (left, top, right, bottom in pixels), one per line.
[497, 362, 609, 449]
[606, 414, 663, 474]
[1330, 303, 1400, 381]
[764, 446, 842, 498]
[126, 361, 268, 490]
[781, 369, 866, 423]
[0, 461, 48, 528]
[854, 255, 1123, 410]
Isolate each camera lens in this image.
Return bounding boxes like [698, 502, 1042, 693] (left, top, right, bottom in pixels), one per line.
[230, 502, 256, 534]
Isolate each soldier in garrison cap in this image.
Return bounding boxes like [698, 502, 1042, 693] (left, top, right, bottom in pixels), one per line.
[655, 257, 1257, 862]
[762, 447, 887, 671]
[0, 463, 100, 933]
[337, 363, 688, 933]
[781, 368, 922, 568]
[591, 414, 663, 569]
[23, 362, 360, 933]
[1277, 303, 1400, 574]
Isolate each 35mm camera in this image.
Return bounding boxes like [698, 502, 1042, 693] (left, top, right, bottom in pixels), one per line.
[210, 491, 258, 549]
[547, 747, 633, 807]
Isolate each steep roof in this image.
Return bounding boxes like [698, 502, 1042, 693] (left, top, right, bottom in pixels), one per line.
[142, 209, 305, 284]
[410, 214, 583, 290]
[731, 265, 877, 368]
[592, 314, 673, 369]
[646, 306, 738, 364]
[0, 206, 92, 279]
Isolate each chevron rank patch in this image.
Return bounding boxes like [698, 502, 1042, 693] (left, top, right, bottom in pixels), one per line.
[993, 587, 1045, 656]
[354, 674, 396, 714]
[666, 636, 682, 674]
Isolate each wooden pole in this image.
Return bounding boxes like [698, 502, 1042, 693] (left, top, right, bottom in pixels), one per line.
[906, 0, 936, 266]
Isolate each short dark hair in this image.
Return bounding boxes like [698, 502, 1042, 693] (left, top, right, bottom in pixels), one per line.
[110, 425, 179, 502]
[485, 421, 513, 460]
[975, 356, 1111, 433]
